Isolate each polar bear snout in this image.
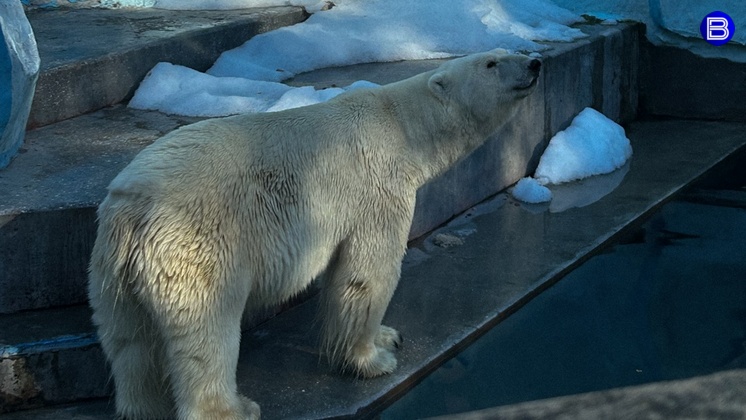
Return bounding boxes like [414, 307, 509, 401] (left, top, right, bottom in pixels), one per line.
[514, 58, 541, 91]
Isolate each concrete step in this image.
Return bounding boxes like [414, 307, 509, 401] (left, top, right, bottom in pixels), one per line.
[26, 5, 308, 128]
[0, 22, 641, 314]
[2, 118, 745, 417]
[429, 369, 746, 420]
[1, 5, 305, 314]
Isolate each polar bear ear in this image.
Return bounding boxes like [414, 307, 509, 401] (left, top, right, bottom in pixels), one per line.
[428, 72, 449, 101]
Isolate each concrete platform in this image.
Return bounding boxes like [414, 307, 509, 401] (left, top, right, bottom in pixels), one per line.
[2, 119, 746, 417]
[385, 170, 746, 418]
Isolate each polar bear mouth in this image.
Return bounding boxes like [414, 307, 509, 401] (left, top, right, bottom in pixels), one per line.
[514, 77, 539, 91]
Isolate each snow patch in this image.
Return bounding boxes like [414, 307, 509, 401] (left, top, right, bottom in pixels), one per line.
[511, 177, 552, 204]
[512, 108, 632, 205]
[129, 0, 588, 116]
[207, 0, 586, 82]
[129, 62, 378, 116]
[534, 108, 632, 185]
[553, 0, 746, 63]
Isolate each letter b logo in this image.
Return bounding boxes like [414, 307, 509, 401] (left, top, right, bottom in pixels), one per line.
[701, 11, 735, 46]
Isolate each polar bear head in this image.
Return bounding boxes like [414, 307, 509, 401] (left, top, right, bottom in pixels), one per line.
[427, 49, 541, 125]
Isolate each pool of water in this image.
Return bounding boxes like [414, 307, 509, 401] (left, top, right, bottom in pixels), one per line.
[382, 159, 746, 419]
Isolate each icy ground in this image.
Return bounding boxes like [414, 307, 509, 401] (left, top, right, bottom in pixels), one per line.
[511, 108, 633, 205]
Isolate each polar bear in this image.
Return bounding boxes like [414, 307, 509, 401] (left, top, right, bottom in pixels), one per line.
[88, 49, 541, 420]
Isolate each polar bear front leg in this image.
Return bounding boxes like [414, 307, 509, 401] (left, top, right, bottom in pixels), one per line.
[320, 229, 407, 378]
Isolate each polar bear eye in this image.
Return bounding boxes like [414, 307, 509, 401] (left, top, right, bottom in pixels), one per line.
[486, 60, 497, 69]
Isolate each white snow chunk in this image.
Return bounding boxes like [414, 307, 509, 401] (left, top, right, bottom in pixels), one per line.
[512, 177, 552, 203]
[129, 62, 293, 116]
[129, 63, 380, 116]
[344, 80, 379, 91]
[534, 108, 632, 185]
[265, 80, 380, 112]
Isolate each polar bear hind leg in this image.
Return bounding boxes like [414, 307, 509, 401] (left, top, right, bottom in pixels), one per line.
[89, 205, 175, 419]
[145, 268, 259, 420]
[90, 272, 173, 419]
[91, 199, 260, 420]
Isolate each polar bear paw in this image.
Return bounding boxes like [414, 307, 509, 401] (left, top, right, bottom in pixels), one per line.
[186, 395, 260, 420]
[375, 325, 403, 351]
[350, 346, 398, 378]
[346, 326, 402, 378]
[238, 396, 261, 420]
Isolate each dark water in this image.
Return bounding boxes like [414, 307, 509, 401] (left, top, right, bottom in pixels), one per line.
[382, 173, 746, 419]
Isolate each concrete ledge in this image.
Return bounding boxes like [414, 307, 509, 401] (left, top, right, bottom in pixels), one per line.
[26, 6, 308, 128]
[0, 107, 200, 314]
[0, 306, 108, 413]
[429, 369, 746, 420]
[3, 119, 745, 417]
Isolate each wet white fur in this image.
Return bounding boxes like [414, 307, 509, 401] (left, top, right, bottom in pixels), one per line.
[88, 49, 540, 420]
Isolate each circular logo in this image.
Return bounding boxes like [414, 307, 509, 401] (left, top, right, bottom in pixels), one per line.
[700, 11, 735, 46]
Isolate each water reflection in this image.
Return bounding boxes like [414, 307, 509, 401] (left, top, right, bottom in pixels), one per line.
[548, 161, 631, 213]
[515, 161, 631, 214]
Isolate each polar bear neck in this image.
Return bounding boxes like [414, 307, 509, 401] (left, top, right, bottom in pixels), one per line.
[376, 72, 514, 186]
